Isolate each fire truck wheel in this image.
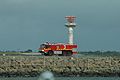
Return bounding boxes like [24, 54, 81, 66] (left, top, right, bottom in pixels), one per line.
[48, 50, 54, 56]
[67, 51, 72, 56]
[62, 51, 67, 56]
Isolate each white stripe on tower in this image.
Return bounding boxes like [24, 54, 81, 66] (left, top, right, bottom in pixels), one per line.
[68, 27, 73, 44]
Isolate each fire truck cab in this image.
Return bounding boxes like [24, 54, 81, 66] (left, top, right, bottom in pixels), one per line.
[39, 42, 77, 56]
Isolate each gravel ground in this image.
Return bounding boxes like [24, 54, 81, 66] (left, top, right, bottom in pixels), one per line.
[0, 55, 120, 77]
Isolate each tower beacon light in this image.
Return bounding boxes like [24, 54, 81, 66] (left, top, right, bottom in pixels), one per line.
[65, 16, 76, 45]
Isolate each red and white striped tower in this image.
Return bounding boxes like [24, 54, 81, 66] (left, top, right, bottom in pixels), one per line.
[65, 16, 76, 45]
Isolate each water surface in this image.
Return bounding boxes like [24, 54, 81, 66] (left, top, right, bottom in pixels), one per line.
[0, 77, 120, 80]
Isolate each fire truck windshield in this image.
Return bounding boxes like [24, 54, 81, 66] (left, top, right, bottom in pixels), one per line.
[40, 44, 45, 49]
[40, 44, 50, 49]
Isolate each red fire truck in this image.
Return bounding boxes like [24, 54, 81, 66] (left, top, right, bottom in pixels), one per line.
[39, 42, 77, 56]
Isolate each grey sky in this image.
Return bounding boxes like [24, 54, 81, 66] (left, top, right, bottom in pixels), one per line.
[0, 0, 120, 51]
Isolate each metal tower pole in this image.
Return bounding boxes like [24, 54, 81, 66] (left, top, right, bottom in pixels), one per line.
[65, 16, 76, 45]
